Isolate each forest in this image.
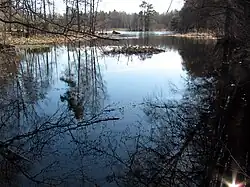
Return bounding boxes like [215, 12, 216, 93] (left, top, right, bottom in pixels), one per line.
[0, 0, 247, 41]
[0, 0, 178, 40]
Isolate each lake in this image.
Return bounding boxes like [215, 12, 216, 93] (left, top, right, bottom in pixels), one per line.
[1, 32, 236, 187]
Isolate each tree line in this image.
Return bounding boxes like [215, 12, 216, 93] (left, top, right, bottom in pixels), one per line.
[0, 0, 179, 40]
[1, 0, 249, 42]
[0, 0, 102, 38]
[171, 0, 250, 40]
[95, 9, 178, 32]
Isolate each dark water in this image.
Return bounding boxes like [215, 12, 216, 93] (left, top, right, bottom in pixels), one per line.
[0, 33, 248, 187]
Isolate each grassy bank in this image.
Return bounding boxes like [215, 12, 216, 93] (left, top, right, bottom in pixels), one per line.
[7, 35, 94, 46]
[0, 31, 218, 51]
[1, 32, 120, 49]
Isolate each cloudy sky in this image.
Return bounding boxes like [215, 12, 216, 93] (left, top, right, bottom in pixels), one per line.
[55, 0, 184, 14]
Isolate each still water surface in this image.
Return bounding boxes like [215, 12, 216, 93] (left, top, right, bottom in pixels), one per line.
[0, 34, 219, 186]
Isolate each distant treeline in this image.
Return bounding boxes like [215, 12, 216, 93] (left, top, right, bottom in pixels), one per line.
[3, 0, 245, 39]
[0, 0, 179, 39]
[94, 10, 178, 31]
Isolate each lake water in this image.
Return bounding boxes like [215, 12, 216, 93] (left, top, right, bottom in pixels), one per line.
[0, 33, 222, 186]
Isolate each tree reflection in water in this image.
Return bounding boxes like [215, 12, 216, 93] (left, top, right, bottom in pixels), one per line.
[102, 39, 250, 187]
[1, 37, 250, 187]
[60, 42, 107, 120]
[0, 44, 120, 186]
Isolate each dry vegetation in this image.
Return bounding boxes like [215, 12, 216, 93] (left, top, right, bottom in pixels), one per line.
[103, 46, 165, 55]
[168, 32, 218, 40]
[2, 33, 95, 46]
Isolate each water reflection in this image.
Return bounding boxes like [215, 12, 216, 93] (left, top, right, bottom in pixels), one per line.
[0, 43, 121, 186]
[98, 34, 215, 49]
[104, 37, 250, 187]
[60, 42, 107, 120]
[0, 34, 239, 187]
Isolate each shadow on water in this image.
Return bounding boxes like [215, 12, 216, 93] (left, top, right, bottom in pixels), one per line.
[0, 34, 249, 186]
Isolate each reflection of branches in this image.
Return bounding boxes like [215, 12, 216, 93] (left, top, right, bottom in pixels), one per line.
[91, 76, 219, 187]
[103, 52, 154, 61]
[0, 101, 120, 185]
[0, 46, 122, 186]
[96, 42, 250, 187]
[2, 36, 248, 186]
[60, 42, 107, 119]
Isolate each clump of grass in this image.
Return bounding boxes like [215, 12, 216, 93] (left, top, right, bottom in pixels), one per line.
[103, 46, 165, 55]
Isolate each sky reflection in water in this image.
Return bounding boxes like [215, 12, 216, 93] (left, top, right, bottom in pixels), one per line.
[1, 35, 201, 186]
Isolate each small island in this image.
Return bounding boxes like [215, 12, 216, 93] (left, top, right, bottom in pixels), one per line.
[103, 46, 165, 56]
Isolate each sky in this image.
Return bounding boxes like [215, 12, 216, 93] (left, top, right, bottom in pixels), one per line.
[99, 0, 184, 13]
[55, 0, 184, 14]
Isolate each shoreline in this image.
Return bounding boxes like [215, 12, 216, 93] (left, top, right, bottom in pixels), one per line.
[8, 35, 94, 46]
[1, 31, 218, 50]
[166, 32, 218, 40]
[0, 33, 104, 50]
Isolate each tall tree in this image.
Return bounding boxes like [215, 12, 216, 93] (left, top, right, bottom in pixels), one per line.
[139, 1, 155, 31]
